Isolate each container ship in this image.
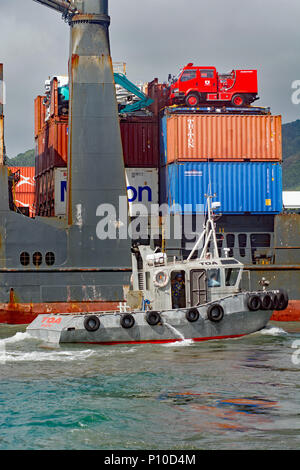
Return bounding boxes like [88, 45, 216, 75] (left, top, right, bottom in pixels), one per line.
[0, 0, 299, 325]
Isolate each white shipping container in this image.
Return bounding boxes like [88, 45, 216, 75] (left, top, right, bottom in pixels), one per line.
[125, 168, 159, 217]
[54, 168, 67, 216]
[54, 167, 159, 218]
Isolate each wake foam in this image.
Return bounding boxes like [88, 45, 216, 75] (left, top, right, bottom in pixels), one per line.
[260, 326, 288, 336]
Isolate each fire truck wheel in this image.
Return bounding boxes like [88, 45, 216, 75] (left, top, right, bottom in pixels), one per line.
[231, 94, 246, 106]
[185, 93, 200, 107]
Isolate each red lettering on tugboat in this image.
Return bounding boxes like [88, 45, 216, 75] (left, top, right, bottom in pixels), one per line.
[41, 316, 62, 326]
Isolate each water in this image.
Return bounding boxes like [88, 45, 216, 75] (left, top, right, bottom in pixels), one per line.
[0, 322, 300, 450]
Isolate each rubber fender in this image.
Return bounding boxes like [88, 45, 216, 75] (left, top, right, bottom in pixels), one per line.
[120, 314, 135, 329]
[260, 293, 273, 310]
[146, 311, 161, 326]
[277, 289, 289, 311]
[207, 304, 224, 322]
[247, 294, 261, 311]
[186, 308, 200, 323]
[269, 292, 279, 310]
[84, 315, 100, 332]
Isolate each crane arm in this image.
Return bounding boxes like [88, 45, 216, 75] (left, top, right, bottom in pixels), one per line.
[32, 0, 77, 14]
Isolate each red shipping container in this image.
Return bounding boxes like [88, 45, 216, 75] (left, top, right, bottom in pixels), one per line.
[34, 96, 46, 138]
[120, 116, 159, 168]
[162, 114, 282, 164]
[47, 118, 68, 170]
[146, 78, 169, 116]
[9, 167, 35, 217]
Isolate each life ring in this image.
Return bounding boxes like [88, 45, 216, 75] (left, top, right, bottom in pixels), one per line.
[277, 289, 289, 311]
[120, 314, 135, 329]
[247, 294, 261, 311]
[260, 293, 273, 310]
[153, 270, 169, 288]
[84, 315, 100, 332]
[207, 304, 224, 322]
[146, 311, 161, 326]
[186, 308, 199, 323]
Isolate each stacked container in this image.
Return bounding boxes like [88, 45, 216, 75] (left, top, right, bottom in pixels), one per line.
[159, 111, 283, 215]
[34, 78, 163, 218]
[9, 167, 35, 217]
[34, 78, 68, 217]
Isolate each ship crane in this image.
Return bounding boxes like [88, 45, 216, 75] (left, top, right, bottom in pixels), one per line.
[0, 0, 132, 324]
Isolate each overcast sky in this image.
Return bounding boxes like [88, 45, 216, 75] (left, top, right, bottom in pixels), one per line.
[1, 0, 300, 157]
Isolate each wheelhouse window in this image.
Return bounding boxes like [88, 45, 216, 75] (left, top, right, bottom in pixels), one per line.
[207, 269, 221, 288]
[225, 268, 240, 286]
[180, 70, 197, 82]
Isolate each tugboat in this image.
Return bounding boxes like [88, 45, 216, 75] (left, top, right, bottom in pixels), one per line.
[26, 196, 289, 345]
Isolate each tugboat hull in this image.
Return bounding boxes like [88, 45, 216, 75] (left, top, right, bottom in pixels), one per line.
[26, 294, 273, 345]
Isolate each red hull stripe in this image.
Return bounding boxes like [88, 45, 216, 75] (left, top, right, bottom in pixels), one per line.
[80, 333, 246, 346]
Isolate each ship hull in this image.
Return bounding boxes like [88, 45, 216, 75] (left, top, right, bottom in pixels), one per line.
[26, 294, 273, 345]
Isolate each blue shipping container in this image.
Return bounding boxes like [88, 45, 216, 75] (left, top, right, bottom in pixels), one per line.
[160, 162, 282, 214]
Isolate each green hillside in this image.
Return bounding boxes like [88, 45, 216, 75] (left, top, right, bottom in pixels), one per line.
[6, 149, 34, 167]
[282, 119, 300, 190]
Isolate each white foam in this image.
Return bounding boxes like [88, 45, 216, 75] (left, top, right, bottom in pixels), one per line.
[163, 322, 194, 347]
[0, 332, 31, 345]
[260, 326, 288, 336]
[163, 338, 194, 348]
[0, 348, 95, 363]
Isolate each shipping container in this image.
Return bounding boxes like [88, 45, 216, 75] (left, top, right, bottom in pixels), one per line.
[38, 167, 159, 218]
[34, 96, 46, 138]
[160, 114, 282, 165]
[125, 168, 159, 216]
[54, 167, 67, 216]
[35, 117, 68, 176]
[160, 162, 283, 214]
[146, 78, 170, 116]
[9, 167, 35, 217]
[120, 116, 159, 167]
[35, 115, 159, 173]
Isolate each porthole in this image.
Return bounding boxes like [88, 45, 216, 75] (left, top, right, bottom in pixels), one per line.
[20, 252, 30, 266]
[45, 252, 55, 266]
[33, 252, 42, 267]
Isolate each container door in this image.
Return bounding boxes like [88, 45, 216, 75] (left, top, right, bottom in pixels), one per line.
[190, 269, 207, 306]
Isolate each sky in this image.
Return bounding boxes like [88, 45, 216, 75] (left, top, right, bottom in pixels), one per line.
[0, 0, 300, 157]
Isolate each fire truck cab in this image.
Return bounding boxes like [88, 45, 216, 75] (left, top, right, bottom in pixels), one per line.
[169, 64, 258, 107]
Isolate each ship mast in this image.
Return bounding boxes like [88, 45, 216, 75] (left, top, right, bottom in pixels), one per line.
[187, 195, 220, 261]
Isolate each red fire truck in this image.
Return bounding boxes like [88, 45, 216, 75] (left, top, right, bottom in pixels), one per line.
[169, 63, 259, 107]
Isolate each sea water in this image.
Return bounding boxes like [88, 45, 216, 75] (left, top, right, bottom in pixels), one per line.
[0, 322, 299, 450]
